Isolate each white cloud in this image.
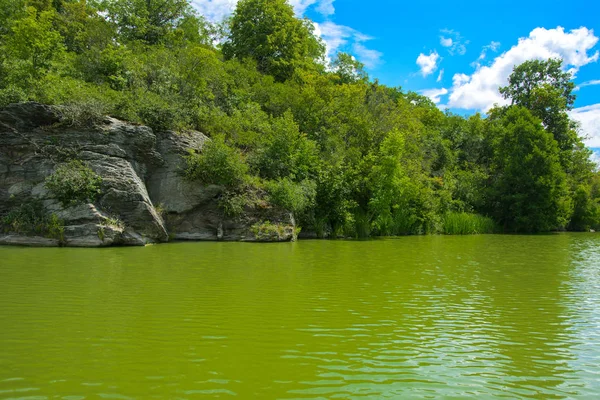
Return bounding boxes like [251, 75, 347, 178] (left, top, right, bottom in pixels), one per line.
[352, 43, 383, 69]
[440, 29, 468, 55]
[448, 27, 599, 111]
[421, 88, 448, 104]
[191, 0, 336, 22]
[569, 104, 600, 147]
[579, 79, 600, 88]
[476, 41, 501, 63]
[437, 69, 444, 82]
[416, 51, 440, 77]
[315, 0, 335, 16]
[440, 37, 453, 47]
[191, 0, 237, 22]
[314, 21, 382, 68]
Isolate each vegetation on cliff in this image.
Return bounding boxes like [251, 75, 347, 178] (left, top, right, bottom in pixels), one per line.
[1, 0, 599, 236]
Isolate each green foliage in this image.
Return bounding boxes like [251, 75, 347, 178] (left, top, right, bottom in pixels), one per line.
[1, 6, 64, 87]
[223, 0, 324, 81]
[45, 160, 103, 207]
[267, 178, 316, 214]
[1, 0, 598, 236]
[100, 0, 195, 45]
[250, 111, 320, 181]
[331, 52, 368, 84]
[184, 135, 249, 188]
[251, 220, 290, 241]
[486, 106, 572, 232]
[57, 100, 108, 127]
[500, 58, 578, 155]
[1, 199, 64, 241]
[443, 213, 497, 235]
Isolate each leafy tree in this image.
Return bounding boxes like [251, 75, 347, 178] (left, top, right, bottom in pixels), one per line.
[486, 106, 572, 232]
[331, 52, 368, 84]
[1, 6, 64, 85]
[100, 0, 194, 44]
[499, 58, 577, 153]
[222, 0, 324, 81]
[250, 111, 320, 181]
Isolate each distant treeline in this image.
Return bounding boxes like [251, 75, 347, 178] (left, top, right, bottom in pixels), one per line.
[1, 0, 598, 235]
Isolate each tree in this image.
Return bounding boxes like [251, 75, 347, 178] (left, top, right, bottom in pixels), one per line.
[331, 52, 368, 84]
[499, 58, 577, 153]
[486, 106, 572, 232]
[222, 0, 324, 82]
[100, 0, 193, 44]
[2, 6, 64, 85]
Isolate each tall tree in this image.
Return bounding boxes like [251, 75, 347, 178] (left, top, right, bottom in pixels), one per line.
[486, 106, 572, 232]
[222, 0, 324, 82]
[499, 58, 577, 153]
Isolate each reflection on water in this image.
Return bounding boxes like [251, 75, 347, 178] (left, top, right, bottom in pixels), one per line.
[1, 234, 599, 399]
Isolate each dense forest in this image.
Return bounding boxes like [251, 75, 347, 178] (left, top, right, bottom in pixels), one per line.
[1, 0, 599, 237]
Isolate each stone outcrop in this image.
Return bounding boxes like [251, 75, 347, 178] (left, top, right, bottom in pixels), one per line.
[0, 102, 295, 246]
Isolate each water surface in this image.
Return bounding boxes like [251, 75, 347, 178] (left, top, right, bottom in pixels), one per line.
[1, 234, 600, 398]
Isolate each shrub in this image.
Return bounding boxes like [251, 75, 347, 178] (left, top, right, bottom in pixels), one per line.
[1, 200, 64, 241]
[251, 220, 289, 241]
[0, 85, 27, 107]
[184, 135, 248, 188]
[45, 160, 103, 207]
[266, 178, 316, 214]
[57, 100, 108, 127]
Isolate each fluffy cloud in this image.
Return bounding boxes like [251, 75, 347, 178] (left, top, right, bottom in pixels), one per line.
[190, 0, 237, 22]
[569, 104, 600, 147]
[437, 69, 444, 82]
[314, 21, 382, 68]
[421, 88, 448, 104]
[448, 27, 599, 111]
[191, 0, 335, 22]
[439, 29, 468, 55]
[440, 37, 453, 47]
[416, 51, 440, 77]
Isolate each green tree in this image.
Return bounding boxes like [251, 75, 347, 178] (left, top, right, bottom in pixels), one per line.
[1, 6, 64, 86]
[486, 106, 572, 232]
[222, 0, 324, 81]
[331, 52, 368, 84]
[184, 135, 249, 188]
[499, 58, 577, 153]
[100, 0, 193, 44]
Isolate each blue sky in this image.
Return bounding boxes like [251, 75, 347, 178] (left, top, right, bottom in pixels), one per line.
[191, 0, 600, 153]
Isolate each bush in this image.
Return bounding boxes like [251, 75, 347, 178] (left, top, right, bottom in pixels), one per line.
[45, 160, 103, 207]
[251, 220, 290, 241]
[443, 212, 497, 235]
[184, 135, 248, 188]
[57, 100, 108, 127]
[0, 85, 27, 107]
[1, 200, 64, 241]
[266, 178, 316, 214]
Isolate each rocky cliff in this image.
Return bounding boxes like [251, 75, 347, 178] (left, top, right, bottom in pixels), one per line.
[0, 103, 295, 246]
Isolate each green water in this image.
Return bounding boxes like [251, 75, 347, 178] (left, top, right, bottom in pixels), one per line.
[1, 235, 600, 399]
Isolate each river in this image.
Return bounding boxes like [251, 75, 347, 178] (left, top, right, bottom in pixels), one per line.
[1, 234, 599, 398]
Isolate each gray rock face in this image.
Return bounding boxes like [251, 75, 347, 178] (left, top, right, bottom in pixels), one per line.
[0, 102, 295, 247]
